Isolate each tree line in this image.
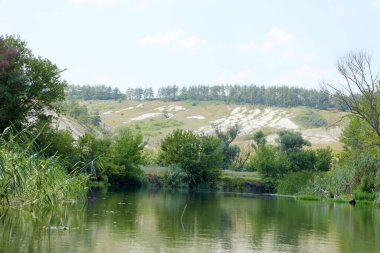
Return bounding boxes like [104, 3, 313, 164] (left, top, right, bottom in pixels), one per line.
[65, 84, 344, 110]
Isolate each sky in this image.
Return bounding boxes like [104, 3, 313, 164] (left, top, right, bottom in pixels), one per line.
[1, 0, 380, 91]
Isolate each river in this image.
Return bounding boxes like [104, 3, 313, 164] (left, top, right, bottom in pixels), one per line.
[0, 188, 379, 253]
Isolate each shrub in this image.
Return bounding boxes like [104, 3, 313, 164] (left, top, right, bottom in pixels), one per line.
[248, 145, 290, 180]
[160, 129, 223, 188]
[353, 190, 376, 201]
[163, 165, 188, 189]
[106, 129, 146, 187]
[295, 110, 327, 128]
[277, 171, 316, 195]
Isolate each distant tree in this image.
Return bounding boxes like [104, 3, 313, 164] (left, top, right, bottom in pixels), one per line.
[0, 36, 66, 131]
[92, 112, 101, 126]
[143, 87, 154, 100]
[277, 130, 310, 152]
[252, 130, 267, 149]
[215, 124, 241, 170]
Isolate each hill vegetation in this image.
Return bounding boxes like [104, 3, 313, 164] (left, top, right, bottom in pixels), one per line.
[1, 35, 380, 208]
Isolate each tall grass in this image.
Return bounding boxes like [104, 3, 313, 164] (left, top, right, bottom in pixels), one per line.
[0, 127, 88, 207]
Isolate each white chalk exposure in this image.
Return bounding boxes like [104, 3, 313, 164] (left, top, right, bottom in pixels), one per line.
[266, 126, 341, 145]
[187, 115, 205, 120]
[197, 107, 299, 135]
[155, 105, 187, 112]
[103, 110, 113, 115]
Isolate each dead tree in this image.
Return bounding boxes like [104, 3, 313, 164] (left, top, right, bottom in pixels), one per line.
[324, 51, 380, 139]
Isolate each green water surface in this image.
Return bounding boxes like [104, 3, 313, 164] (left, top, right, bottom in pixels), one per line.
[1, 188, 379, 253]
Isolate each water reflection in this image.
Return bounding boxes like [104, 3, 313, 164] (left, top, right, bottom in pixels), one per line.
[0, 189, 379, 253]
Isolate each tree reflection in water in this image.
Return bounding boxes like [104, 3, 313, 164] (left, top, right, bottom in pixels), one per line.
[0, 188, 379, 253]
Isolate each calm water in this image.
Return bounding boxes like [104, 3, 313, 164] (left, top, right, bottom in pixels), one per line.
[1, 188, 379, 253]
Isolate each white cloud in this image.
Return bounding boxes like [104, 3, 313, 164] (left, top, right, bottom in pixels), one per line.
[239, 27, 314, 62]
[137, 30, 205, 49]
[218, 69, 254, 83]
[373, 0, 380, 8]
[272, 64, 333, 88]
[238, 42, 257, 54]
[68, 0, 119, 7]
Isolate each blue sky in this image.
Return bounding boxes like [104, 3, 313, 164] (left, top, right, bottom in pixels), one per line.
[1, 0, 380, 91]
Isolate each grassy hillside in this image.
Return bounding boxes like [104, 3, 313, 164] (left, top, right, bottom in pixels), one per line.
[79, 100, 347, 150]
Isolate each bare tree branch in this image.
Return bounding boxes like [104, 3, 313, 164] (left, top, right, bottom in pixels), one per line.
[323, 51, 380, 139]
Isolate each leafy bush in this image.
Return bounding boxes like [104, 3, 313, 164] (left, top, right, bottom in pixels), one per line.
[326, 167, 355, 197]
[106, 129, 146, 187]
[277, 130, 310, 152]
[247, 145, 289, 180]
[277, 171, 316, 195]
[163, 165, 188, 189]
[353, 190, 376, 201]
[160, 129, 223, 188]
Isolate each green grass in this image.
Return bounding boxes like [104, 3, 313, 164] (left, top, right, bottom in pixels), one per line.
[222, 170, 261, 180]
[296, 195, 321, 201]
[0, 127, 88, 207]
[126, 119, 183, 136]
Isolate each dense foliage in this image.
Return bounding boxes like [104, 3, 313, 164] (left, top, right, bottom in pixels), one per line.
[0, 36, 66, 132]
[160, 129, 223, 188]
[215, 125, 241, 170]
[248, 130, 333, 181]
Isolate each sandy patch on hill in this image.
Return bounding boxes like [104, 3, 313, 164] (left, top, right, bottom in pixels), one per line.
[197, 107, 298, 135]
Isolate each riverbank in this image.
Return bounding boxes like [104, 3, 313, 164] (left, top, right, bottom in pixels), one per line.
[140, 166, 380, 207]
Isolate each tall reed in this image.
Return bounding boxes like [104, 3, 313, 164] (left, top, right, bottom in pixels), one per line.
[0, 127, 88, 207]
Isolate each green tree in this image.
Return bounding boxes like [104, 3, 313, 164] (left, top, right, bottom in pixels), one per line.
[77, 133, 111, 179]
[341, 117, 379, 152]
[160, 129, 223, 188]
[215, 124, 240, 170]
[107, 129, 146, 186]
[252, 130, 267, 149]
[277, 130, 310, 152]
[248, 145, 290, 180]
[0, 36, 67, 131]
[91, 112, 101, 126]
